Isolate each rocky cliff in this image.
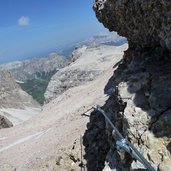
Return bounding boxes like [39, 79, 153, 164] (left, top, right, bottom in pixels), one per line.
[0, 71, 40, 126]
[94, 0, 171, 51]
[0, 71, 39, 108]
[83, 1, 171, 171]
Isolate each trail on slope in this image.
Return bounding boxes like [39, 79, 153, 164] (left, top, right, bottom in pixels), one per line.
[0, 68, 114, 169]
[0, 128, 52, 153]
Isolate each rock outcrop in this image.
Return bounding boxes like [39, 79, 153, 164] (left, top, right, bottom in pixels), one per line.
[94, 0, 171, 51]
[0, 115, 13, 129]
[0, 71, 39, 108]
[83, 1, 171, 171]
[45, 44, 127, 103]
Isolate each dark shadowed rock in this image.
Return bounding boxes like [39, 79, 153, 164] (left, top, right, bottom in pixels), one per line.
[0, 115, 13, 129]
[94, 0, 171, 51]
[83, 1, 171, 171]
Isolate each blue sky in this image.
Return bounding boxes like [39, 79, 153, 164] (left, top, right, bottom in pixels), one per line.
[0, 0, 107, 63]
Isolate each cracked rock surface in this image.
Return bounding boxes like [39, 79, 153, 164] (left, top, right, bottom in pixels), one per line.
[84, 48, 171, 171]
[94, 0, 171, 51]
[83, 1, 171, 171]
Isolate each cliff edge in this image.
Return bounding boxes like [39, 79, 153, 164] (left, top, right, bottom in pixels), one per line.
[94, 0, 171, 51]
[83, 1, 171, 171]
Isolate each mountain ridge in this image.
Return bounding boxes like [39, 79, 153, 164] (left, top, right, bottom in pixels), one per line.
[45, 44, 127, 103]
[0, 54, 68, 81]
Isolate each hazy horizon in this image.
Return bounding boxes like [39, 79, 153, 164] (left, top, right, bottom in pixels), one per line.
[0, 0, 109, 63]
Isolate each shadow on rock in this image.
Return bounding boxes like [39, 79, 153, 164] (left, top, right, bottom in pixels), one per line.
[83, 47, 171, 170]
[83, 109, 110, 171]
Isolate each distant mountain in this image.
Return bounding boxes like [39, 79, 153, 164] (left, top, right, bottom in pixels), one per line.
[0, 54, 69, 104]
[0, 54, 69, 81]
[76, 32, 127, 46]
[56, 32, 127, 57]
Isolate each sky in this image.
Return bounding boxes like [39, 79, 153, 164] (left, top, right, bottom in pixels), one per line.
[0, 0, 108, 63]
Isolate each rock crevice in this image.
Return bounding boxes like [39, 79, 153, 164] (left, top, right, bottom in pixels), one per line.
[84, 49, 171, 170]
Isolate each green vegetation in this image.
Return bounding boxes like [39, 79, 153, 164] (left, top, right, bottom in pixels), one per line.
[19, 70, 57, 105]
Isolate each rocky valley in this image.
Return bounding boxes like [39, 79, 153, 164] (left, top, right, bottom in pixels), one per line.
[0, 54, 68, 104]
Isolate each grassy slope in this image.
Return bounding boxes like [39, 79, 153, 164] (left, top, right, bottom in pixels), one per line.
[19, 70, 57, 105]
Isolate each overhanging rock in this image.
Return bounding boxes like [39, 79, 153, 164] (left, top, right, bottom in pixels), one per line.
[94, 0, 171, 51]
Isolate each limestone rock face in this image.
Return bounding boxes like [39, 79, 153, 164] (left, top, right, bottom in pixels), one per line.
[84, 50, 171, 171]
[83, 1, 171, 171]
[94, 0, 171, 51]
